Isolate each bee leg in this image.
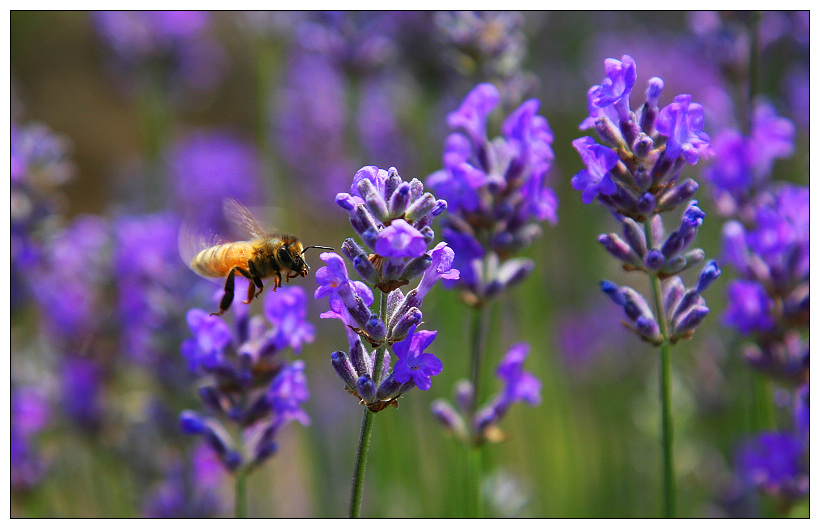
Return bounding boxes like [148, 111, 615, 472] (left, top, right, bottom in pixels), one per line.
[211, 268, 237, 316]
[246, 261, 264, 300]
[285, 270, 298, 283]
[271, 272, 282, 291]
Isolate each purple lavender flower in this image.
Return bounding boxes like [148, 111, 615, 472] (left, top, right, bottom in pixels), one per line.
[432, 341, 541, 446]
[571, 136, 619, 204]
[61, 356, 104, 430]
[168, 130, 263, 234]
[142, 442, 224, 518]
[703, 100, 796, 218]
[179, 286, 313, 473]
[723, 280, 775, 334]
[320, 166, 454, 412]
[92, 11, 226, 102]
[427, 82, 557, 306]
[10, 387, 51, 491]
[736, 432, 808, 499]
[392, 325, 442, 391]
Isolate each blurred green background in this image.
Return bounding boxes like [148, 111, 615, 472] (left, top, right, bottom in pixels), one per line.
[10, 11, 809, 518]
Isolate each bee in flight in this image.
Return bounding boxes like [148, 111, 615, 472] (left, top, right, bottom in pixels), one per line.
[182, 199, 333, 316]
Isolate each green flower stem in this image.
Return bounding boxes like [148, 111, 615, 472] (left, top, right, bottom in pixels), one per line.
[467, 305, 489, 517]
[235, 469, 247, 518]
[348, 291, 388, 518]
[646, 220, 676, 518]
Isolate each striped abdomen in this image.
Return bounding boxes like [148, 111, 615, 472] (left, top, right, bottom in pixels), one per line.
[190, 241, 256, 278]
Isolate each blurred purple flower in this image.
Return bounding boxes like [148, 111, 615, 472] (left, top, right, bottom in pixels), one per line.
[92, 11, 226, 101]
[496, 342, 541, 407]
[736, 432, 808, 499]
[10, 387, 51, 491]
[168, 130, 263, 233]
[143, 442, 224, 518]
[61, 356, 104, 430]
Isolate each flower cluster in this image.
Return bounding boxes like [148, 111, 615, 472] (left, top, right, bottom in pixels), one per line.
[91, 11, 226, 102]
[319, 166, 457, 411]
[721, 185, 809, 382]
[572, 55, 719, 342]
[10, 387, 51, 491]
[11, 121, 75, 308]
[434, 12, 536, 107]
[703, 99, 796, 220]
[432, 342, 541, 445]
[427, 82, 557, 307]
[178, 286, 312, 473]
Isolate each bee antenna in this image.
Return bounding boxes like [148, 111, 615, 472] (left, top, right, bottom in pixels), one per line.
[301, 245, 334, 255]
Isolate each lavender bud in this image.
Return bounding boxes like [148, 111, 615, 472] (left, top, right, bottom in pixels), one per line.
[646, 77, 664, 107]
[671, 290, 702, 322]
[198, 387, 224, 414]
[657, 179, 699, 211]
[253, 441, 278, 467]
[599, 233, 640, 265]
[431, 399, 467, 438]
[335, 192, 357, 211]
[497, 257, 534, 289]
[663, 276, 686, 316]
[405, 193, 437, 222]
[661, 230, 685, 259]
[376, 372, 403, 401]
[342, 238, 368, 261]
[662, 255, 687, 275]
[179, 410, 206, 434]
[595, 115, 624, 147]
[645, 249, 666, 270]
[390, 307, 422, 341]
[622, 287, 654, 322]
[356, 177, 379, 202]
[386, 289, 405, 324]
[622, 217, 647, 258]
[419, 225, 435, 244]
[366, 191, 389, 221]
[352, 205, 380, 237]
[672, 305, 709, 337]
[350, 339, 372, 378]
[356, 374, 377, 404]
[679, 248, 705, 272]
[331, 350, 359, 389]
[388, 182, 411, 218]
[474, 405, 498, 435]
[352, 254, 380, 284]
[385, 171, 402, 202]
[400, 254, 433, 282]
[649, 214, 665, 247]
[634, 166, 652, 189]
[637, 192, 656, 215]
[454, 380, 475, 412]
[431, 199, 448, 217]
[600, 280, 626, 306]
[635, 315, 661, 342]
[408, 177, 424, 202]
[634, 134, 654, 159]
[365, 314, 386, 343]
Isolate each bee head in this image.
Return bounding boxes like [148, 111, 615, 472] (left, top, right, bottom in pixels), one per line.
[277, 244, 308, 275]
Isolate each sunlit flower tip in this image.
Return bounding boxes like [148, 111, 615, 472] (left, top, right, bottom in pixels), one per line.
[392, 325, 442, 391]
[374, 219, 427, 259]
[331, 351, 359, 389]
[645, 77, 664, 107]
[696, 260, 721, 293]
[721, 220, 749, 270]
[179, 410, 207, 434]
[365, 314, 387, 343]
[356, 375, 377, 404]
[431, 399, 467, 437]
[600, 280, 626, 306]
[404, 193, 437, 222]
[598, 233, 640, 265]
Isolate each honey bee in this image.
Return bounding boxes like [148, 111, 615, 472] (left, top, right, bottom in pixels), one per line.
[181, 199, 332, 316]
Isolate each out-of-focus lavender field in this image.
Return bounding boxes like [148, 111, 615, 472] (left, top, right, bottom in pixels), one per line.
[10, 11, 808, 518]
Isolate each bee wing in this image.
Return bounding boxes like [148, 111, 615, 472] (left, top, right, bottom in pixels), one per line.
[178, 218, 228, 275]
[223, 198, 269, 240]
